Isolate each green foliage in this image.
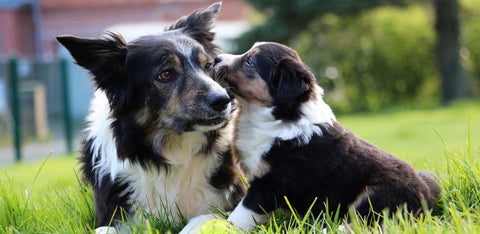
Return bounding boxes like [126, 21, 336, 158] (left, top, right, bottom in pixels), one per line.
[294, 5, 438, 112]
[236, 0, 416, 53]
[237, 0, 480, 112]
[462, 0, 480, 96]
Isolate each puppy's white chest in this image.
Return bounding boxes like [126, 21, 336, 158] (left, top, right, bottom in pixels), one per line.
[234, 97, 336, 179]
[235, 108, 277, 178]
[237, 129, 273, 178]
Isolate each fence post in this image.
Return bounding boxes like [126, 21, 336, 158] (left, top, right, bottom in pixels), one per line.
[8, 57, 22, 162]
[60, 59, 73, 153]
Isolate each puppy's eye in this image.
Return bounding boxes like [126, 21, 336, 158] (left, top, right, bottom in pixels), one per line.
[245, 57, 254, 67]
[158, 71, 172, 80]
[204, 62, 212, 70]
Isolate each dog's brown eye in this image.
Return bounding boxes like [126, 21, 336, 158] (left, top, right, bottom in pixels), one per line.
[205, 62, 212, 70]
[158, 71, 171, 80]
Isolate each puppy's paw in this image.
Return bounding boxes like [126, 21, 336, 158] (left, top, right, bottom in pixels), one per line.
[95, 226, 117, 234]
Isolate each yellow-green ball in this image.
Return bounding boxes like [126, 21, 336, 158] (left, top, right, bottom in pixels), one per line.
[199, 219, 236, 234]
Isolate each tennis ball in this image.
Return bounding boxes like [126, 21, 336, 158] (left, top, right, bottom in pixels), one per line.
[199, 219, 236, 234]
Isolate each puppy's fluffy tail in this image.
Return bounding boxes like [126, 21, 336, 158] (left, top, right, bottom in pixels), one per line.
[418, 171, 441, 208]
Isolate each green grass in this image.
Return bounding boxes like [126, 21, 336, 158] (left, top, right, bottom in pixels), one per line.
[0, 101, 479, 233]
[0, 155, 95, 233]
[338, 100, 480, 169]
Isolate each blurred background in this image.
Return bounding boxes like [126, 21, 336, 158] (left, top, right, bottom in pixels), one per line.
[0, 0, 478, 166]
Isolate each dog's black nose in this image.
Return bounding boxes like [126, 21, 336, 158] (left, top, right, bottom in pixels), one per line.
[207, 93, 230, 112]
[214, 56, 222, 66]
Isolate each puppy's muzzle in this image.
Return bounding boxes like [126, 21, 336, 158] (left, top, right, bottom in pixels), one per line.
[213, 56, 223, 66]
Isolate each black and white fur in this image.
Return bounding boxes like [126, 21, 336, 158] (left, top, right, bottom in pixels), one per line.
[56, 3, 245, 232]
[214, 42, 441, 230]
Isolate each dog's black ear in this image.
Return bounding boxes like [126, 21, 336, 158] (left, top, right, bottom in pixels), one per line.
[56, 33, 127, 90]
[166, 2, 221, 55]
[270, 57, 314, 120]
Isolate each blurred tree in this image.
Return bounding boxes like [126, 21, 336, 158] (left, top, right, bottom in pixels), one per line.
[236, 0, 415, 52]
[462, 0, 480, 96]
[293, 6, 438, 112]
[237, 0, 472, 107]
[434, 0, 470, 104]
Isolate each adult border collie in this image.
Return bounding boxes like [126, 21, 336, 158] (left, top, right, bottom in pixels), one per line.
[57, 2, 245, 232]
[214, 42, 441, 230]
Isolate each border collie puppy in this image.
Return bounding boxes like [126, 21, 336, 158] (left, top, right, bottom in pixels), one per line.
[214, 42, 441, 230]
[56, 2, 245, 232]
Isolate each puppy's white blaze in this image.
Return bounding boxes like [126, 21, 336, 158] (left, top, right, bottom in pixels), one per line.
[227, 198, 269, 230]
[236, 86, 336, 176]
[215, 53, 241, 68]
[86, 90, 126, 183]
[217, 42, 265, 66]
[252, 41, 269, 48]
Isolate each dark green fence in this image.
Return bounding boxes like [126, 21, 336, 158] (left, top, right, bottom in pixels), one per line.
[0, 57, 75, 163]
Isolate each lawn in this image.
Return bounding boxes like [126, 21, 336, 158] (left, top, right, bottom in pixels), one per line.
[1, 101, 479, 233]
[338, 100, 480, 170]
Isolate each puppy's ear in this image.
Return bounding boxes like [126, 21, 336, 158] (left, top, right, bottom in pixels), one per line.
[270, 57, 314, 120]
[271, 57, 313, 104]
[166, 2, 221, 55]
[56, 33, 127, 90]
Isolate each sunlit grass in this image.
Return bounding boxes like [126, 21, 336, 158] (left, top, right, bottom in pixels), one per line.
[0, 101, 479, 233]
[0, 156, 95, 233]
[2, 154, 79, 188]
[338, 100, 480, 169]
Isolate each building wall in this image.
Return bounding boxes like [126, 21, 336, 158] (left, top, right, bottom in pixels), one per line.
[0, 0, 249, 58]
[0, 8, 35, 57]
[42, 0, 249, 57]
[0, 0, 251, 120]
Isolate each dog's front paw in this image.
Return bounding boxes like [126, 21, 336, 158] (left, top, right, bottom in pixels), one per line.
[95, 226, 117, 234]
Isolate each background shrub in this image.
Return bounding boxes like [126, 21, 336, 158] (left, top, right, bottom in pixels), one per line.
[293, 5, 438, 112]
[236, 1, 480, 113]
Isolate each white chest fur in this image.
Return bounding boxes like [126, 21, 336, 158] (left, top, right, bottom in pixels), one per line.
[235, 88, 336, 179]
[118, 145, 226, 220]
[86, 90, 234, 221]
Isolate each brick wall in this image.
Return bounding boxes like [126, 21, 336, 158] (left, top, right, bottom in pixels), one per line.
[43, 0, 250, 57]
[0, 0, 250, 57]
[0, 8, 35, 57]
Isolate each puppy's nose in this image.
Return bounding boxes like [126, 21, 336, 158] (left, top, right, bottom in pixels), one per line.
[213, 56, 222, 66]
[207, 93, 230, 112]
